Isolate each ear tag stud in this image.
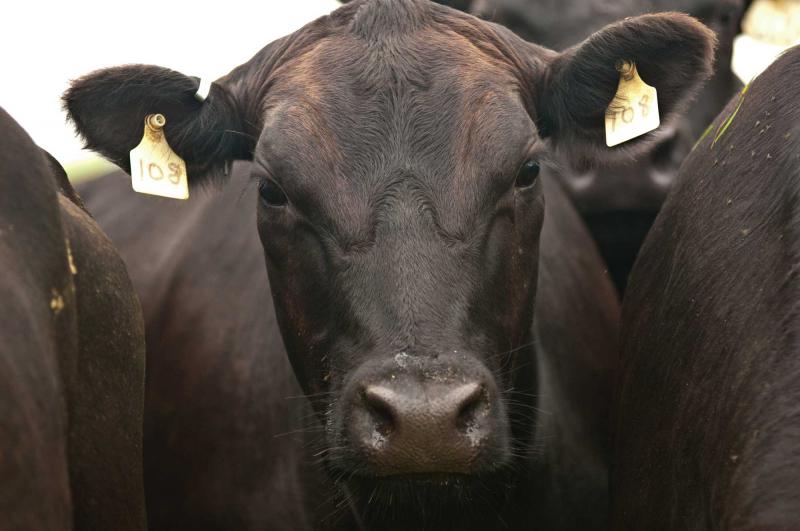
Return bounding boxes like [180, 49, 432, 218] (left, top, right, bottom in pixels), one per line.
[129, 114, 189, 200]
[604, 60, 660, 147]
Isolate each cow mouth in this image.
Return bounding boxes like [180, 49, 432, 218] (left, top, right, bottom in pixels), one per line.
[348, 471, 487, 488]
[339, 471, 514, 529]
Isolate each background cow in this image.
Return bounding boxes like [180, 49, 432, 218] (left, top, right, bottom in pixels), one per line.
[66, 1, 713, 529]
[419, 0, 750, 292]
[614, 46, 800, 529]
[0, 107, 146, 530]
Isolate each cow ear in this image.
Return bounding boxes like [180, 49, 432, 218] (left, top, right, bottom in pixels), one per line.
[537, 13, 716, 162]
[63, 65, 251, 185]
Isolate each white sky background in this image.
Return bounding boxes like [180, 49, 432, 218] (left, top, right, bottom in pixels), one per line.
[1, 0, 341, 175]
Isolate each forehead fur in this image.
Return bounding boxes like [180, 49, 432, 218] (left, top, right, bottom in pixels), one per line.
[260, 15, 536, 176]
[256, 0, 545, 105]
[258, 0, 545, 133]
[347, 0, 431, 40]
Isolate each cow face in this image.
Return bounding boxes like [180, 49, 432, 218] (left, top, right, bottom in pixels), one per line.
[65, 0, 713, 521]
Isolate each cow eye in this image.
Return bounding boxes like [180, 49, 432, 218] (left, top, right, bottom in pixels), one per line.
[258, 178, 288, 207]
[515, 159, 540, 189]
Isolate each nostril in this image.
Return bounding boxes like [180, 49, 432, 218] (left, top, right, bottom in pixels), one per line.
[455, 383, 489, 433]
[362, 387, 397, 437]
[352, 379, 499, 474]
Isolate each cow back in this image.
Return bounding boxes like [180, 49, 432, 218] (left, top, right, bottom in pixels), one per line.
[0, 108, 75, 530]
[0, 106, 146, 530]
[616, 46, 800, 529]
[58, 196, 147, 531]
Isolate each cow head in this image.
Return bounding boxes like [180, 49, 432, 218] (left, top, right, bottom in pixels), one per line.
[65, 0, 713, 524]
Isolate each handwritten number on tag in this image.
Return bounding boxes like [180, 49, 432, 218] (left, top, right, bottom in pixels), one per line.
[129, 114, 189, 199]
[137, 160, 183, 184]
[608, 96, 653, 133]
[639, 94, 650, 117]
[604, 61, 660, 147]
[168, 163, 182, 184]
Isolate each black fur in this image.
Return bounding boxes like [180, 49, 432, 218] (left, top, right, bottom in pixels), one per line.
[64, 65, 250, 183]
[615, 46, 800, 529]
[0, 107, 147, 530]
[539, 12, 716, 166]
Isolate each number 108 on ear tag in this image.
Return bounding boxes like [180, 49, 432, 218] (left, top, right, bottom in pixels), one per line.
[605, 61, 660, 147]
[129, 114, 189, 200]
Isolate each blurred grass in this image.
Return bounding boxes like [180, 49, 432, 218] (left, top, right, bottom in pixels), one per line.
[65, 156, 118, 184]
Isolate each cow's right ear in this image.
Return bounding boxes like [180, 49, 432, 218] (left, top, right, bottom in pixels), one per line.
[64, 65, 252, 184]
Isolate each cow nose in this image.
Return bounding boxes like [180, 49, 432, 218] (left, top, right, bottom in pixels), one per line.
[363, 382, 485, 436]
[350, 380, 493, 475]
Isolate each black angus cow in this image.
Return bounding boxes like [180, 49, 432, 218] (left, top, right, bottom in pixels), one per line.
[0, 107, 146, 530]
[430, 0, 749, 293]
[65, 1, 714, 529]
[614, 47, 800, 529]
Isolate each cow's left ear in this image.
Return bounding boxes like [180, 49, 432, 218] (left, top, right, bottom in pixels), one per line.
[537, 13, 716, 161]
[64, 65, 251, 184]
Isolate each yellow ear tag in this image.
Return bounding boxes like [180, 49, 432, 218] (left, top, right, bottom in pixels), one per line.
[742, 0, 800, 46]
[604, 61, 660, 148]
[731, 0, 800, 83]
[129, 114, 189, 200]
